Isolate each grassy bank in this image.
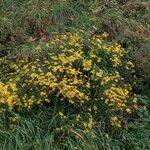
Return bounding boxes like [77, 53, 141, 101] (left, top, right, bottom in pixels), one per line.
[0, 0, 150, 149]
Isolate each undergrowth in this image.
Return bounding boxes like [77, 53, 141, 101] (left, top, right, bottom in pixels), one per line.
[0, 106, 150, 150]
[0, 0, 150, 149]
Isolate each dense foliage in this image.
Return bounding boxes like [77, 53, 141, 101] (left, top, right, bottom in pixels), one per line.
[0, 0, 150, 149]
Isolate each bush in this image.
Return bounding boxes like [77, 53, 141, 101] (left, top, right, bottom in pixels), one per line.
[0, 31, 141, 129]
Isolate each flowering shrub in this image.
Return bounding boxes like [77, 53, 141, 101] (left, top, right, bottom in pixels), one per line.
[0, 31, 139, 128]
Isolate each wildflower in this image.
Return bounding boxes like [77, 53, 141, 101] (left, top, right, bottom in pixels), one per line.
[84, 114, 93, 131]
[58, 112, 67, 119]
[101, 32, 109, 38]
[103, 86, 130, 111]
[83, 60, 92, 71]
[126, 108, 132, 114]
[111, 116, 121, 128]
[59, 112, 64, 117]
[76, 114, 81, 122]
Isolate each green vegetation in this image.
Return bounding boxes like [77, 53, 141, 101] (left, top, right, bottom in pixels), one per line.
[0, 0, 150, 149]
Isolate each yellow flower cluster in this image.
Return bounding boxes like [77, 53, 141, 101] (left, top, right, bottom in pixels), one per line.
[0, 82, 19, 112]
[110, 116, 121, 128]
[76, 114, 81, 122]
[83, 114, 93, 131]
[125, 61, 135, 73]
[103, 84, 138, 117]
[59, 112, 67, 119]
[110, 43, 126, 67]
[90, 36, 126, 68]
[101, 71, 123, 85]
[0, 31, 139, 129]
[83, 60, 92, 71]
[103, 85, 130, 111]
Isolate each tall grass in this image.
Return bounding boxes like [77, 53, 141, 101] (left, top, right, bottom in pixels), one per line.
[0, 0, 150, 149]
[0, 106, 150, 150]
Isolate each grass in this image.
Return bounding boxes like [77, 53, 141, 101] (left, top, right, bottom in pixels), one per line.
[0, 0, 150, 149]
[0, 106, 150, 150]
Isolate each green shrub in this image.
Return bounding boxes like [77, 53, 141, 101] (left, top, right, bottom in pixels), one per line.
[0, 31, 142, 129]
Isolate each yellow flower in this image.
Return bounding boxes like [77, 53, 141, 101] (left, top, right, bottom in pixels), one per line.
[103, 85, 131, 111]
[58, 112, 67, 119]
[76, 114, 81, 122]
[59, 112, 64, 117]
[83, 60, 92, 71]
[126, 108, 132, 114]
[101, 32, 109, 38]
[111, 116, 121, 128]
